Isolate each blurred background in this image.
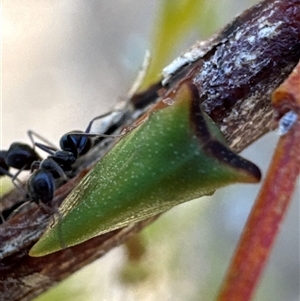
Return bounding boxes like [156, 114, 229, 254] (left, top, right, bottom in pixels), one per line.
[1, 1, 299, 300]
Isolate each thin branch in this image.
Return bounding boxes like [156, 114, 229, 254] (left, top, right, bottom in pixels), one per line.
[216, 61, 300, 301]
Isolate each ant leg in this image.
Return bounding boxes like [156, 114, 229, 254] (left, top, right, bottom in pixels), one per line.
[84, 111, 116, 133]
[11, 168, 27, 193]
[85, 108, 129, 134]
[3, 199, 31, 221]
[27, 130, 58, 151]
[30, 161, 41, 173]
[0, 166, 24, 192]
[0, 213, 4, 224]
[50, 206, 69, 252]
[0, 166, 15, 179]
[69, 132, 124, 139]
[34, 142, 57, 156]
[38, 200, 56, 215]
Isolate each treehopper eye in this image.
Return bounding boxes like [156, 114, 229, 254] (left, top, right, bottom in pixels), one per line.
[29, 82, 261, 257]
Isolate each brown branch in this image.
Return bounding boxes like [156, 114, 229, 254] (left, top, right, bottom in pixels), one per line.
[0, 0, 299, 300]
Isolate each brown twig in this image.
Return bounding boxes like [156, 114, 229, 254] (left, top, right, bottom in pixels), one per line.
[216, 61, 300, 301]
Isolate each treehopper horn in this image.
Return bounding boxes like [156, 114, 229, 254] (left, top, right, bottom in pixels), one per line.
[30, 81, 261, 257]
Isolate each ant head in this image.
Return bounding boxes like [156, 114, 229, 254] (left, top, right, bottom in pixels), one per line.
[59, 131, 93, 158]
[27, 169, 55, 205]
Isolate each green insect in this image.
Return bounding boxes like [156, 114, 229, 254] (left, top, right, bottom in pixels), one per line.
[29, 81, 261, 257]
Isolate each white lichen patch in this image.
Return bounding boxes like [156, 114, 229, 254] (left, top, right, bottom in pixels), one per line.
[257, 20, 282, 39]
[162, 39, 217, 85]
[247, 36, 256, 44]
[279, 111, 298, 136]
[234, 52, 257, 69]
[240, 7, 283, 51]
[235, 30, 243, 41]
[0, 244, 16, 260]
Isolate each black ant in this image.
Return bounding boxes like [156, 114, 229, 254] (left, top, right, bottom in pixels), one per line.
[0, 109, 128, 223]
[0, 142, 41, 186]
[25, 110, 127, 209]
[0, 143, 41, 223]
[0, 131, 60, 212]
[0, 129, 62, 193]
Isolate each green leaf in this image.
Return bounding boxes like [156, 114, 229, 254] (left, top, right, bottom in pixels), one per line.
[139, 0, 217, 91]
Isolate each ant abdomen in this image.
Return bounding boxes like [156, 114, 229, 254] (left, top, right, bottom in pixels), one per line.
[5, 142, 40, 170]
[0, 151, 9, 176]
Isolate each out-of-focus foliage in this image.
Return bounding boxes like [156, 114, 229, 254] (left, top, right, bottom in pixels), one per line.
[138, 0, 217, 91]
[0, 178, 12, 197]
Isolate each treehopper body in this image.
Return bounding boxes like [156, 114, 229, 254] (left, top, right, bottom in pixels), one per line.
[30, 83, 260, 257]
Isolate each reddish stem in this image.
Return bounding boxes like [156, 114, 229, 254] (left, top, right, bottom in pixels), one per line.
[216, 63, 300, 301]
